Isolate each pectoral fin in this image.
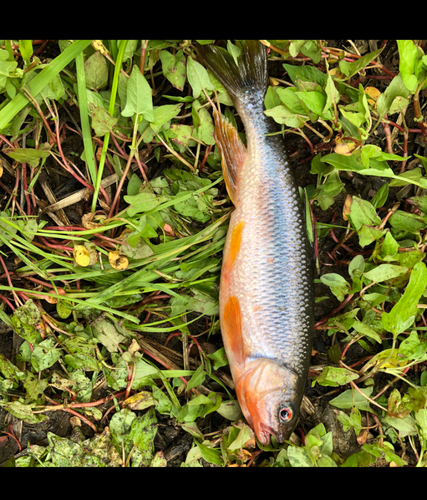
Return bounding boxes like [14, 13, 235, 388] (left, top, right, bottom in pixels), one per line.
[213, 109, 246, 204]
[222, 296, 245, 366]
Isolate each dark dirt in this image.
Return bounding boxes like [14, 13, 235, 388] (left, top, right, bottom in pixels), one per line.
[0, 39, 423, 467]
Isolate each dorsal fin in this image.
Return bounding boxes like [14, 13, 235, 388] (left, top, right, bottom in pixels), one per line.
[213, 109, 247, 204]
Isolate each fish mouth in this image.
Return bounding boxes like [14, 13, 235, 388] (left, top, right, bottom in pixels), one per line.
[254, 422, 286, 446]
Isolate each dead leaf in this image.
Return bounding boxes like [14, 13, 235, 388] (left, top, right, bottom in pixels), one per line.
[108, 251, 129, 270]
[334, 142, 356, 156]
[122, 391, 158, 411]
[128, 338, 141, 357]
[329, 67, 345, 79]
[82, 212, 103, 229]
[365, 86, 381, 106]
[163, 223, 175, 236]
[356, 428, 370, 445]
[343, 193, 353, 221]
[73, 245, 91, 267]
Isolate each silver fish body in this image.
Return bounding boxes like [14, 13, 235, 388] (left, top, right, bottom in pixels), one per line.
[197, 41, 315, 443]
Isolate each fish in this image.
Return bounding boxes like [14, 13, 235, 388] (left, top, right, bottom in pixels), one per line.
[196, 40, 315, 445]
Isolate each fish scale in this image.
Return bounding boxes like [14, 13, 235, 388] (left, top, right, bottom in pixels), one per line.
[196, 40, 315, 444]
[232, 103, 313, 375]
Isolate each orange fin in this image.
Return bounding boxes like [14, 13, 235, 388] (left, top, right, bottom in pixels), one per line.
[223, 296, 245, 365]
[222, 220, 245, 276]
[213, 109, 246, 204]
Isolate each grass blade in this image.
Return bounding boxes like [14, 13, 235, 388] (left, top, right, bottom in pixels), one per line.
[75, 51, 97, 187]
[0, 40, 92, 131]
[91, 40, 128, 212]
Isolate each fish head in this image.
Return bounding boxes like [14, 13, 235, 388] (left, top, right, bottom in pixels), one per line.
[236, 358, 302, 445]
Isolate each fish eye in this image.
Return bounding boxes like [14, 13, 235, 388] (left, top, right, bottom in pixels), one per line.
[279, 404, 294, 423]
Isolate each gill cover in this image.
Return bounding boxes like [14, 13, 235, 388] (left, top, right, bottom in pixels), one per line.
[236, 358, 301, 444]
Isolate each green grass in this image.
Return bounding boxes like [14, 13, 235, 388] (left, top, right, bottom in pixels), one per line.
[1, 39, 427, 467]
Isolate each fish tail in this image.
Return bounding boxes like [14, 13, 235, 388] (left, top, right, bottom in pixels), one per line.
[195, 40, 268, 103]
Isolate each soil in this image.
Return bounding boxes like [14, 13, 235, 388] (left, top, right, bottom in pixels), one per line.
[0, 39, 422, 467]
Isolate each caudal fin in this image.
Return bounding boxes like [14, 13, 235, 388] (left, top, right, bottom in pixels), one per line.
[195, 40, 268, 103]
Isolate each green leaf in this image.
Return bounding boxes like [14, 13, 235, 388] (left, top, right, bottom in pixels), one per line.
[339, 48, 383, 79]
[0, 401, 49, 424]
[18, 40, 33, 65]
[170, 124, 193, 149]
[397, 40, 419, 93]
[364, 264, 408, 283]
[91, 318, 128, 353]
[186, 364, 206, 391]
[0, 353, 25, 381]
[89, 104, 118, 137]
[275, 87, 307, 115]
[349, 254, 365, 279]
[227, 40, 242, 65]
[23, 371, 48, 402]
[3, 147, 50, 168]
[159, 49, 187, 91]
[75, 51, 97, 188]
[287, 445, 312, 467]
[320, 273, 351, 301]
[389, 210, 427, 234]
[329, 386, 374, 412]
[323, 65, 340, 115]
[371, 183, 389, 209]
[121, 65, 154, 121]
[321, 152, 363, 172]
[40, 73, 65, 101]
[352, 320, 383, 343]
[187, 57, 215, 99]
[11, 299, 42, 344]
[381, 232, 399, 258]
[390, 168, 427, 187]
[129, 407, 158, 466]
[30, 338, 63, 372]
[264, 86, 282, 110]
[399, 330, 427, 361]
[349, 196, 381, 231]
[216, 399, 243, 421]
[415, 409, 427, 442]
[283, 63, 327, 87]
[358, 225, 386, 248]
[336, 408, 362, 436]
[124, 191, 167, 217]
[84, 51, 108, 91]
[382, 261, 427, 335]
[315, 366, 359, 387]
[127, 173, 142, 197]
[207, 347, 228, 370]
[110, 408, 136, 450]
[300, 40, 322, 64]
[295, 91, 328, 118]
[382, 414, 417, 438]
[192, 100, 215, 145]
[149, 104, 181, 133]
[121, 236, 155, 260]
[264, 104, 306, 128]
[376, 74, 412, 120]
[194, 441, 223, 465]
[0, 57, 18, 91]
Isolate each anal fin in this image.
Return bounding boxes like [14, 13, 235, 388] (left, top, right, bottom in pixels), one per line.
[213, 109, 247, 204]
